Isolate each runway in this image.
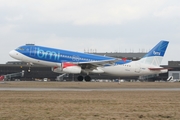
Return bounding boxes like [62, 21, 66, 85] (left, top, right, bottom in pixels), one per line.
[0, 87, 180, 91]
[1, 81, 180, 91]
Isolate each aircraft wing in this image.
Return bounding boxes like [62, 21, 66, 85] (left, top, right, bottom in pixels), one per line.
[78, 58, 120, 65]
[75, 58, 121, 70]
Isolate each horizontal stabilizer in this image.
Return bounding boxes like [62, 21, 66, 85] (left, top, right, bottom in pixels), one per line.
[148, 67, 172, 70]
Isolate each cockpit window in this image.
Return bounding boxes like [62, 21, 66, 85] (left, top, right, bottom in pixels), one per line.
[16, 47, 25, 51]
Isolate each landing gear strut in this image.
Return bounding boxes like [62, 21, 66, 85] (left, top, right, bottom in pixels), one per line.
[27, 62, 33, 73]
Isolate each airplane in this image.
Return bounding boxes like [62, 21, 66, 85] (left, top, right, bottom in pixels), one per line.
[9, 40, 169, 81]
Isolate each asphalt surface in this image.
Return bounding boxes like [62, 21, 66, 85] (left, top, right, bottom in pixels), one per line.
[0, 87, 180, 91]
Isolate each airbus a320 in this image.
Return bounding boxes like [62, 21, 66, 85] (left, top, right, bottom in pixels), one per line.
[9, 40, 169, 81]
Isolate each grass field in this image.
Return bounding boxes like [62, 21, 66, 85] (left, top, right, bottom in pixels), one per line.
[0, 82, 180, 120]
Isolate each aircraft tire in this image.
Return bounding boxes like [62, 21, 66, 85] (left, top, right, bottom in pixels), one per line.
[77, 75, 83, 81]
[85, 75, 91, 82]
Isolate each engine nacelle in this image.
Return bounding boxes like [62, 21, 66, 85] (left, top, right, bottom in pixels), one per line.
[63, 66, 82, 74]
[52, 67, 62, 73]
[52, 66, 82, 74]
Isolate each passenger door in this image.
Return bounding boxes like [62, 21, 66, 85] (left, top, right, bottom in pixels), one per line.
[134, 63, 141, 73]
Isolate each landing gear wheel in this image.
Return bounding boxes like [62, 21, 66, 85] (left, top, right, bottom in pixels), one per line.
[85, 75, 91, 82]
[28, 69, 31, 73]
[77, 76, 83, 81]
[27, 62, 33, 73]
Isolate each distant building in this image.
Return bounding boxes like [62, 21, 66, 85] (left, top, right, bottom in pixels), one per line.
[167, 61, 180, 80]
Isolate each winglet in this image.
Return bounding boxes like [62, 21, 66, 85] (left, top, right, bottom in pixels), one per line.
[122, 58, 127, 62]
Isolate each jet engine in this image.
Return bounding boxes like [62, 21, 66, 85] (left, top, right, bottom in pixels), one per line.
[52, 63, 82, 74]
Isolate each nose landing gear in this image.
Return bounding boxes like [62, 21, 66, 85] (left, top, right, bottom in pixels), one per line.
[27, 62, 33, 73]
[28, 68, 31, 73]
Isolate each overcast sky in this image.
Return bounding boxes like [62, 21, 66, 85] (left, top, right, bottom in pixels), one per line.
[1, 0, 180, 65]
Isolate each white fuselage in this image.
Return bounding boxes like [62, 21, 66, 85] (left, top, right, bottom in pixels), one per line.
[101, 61, 166, 76]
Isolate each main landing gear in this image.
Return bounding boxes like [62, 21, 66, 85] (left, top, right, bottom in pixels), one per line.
[77, 75, 91, 82]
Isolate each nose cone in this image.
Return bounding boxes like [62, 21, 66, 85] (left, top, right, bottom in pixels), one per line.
[9, 50, 18, 59]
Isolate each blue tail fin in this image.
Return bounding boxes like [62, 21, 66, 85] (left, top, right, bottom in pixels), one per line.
[139, 40, 169, 66]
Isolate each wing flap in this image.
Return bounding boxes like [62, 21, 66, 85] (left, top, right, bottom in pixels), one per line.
[73, 58, 121, 71]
